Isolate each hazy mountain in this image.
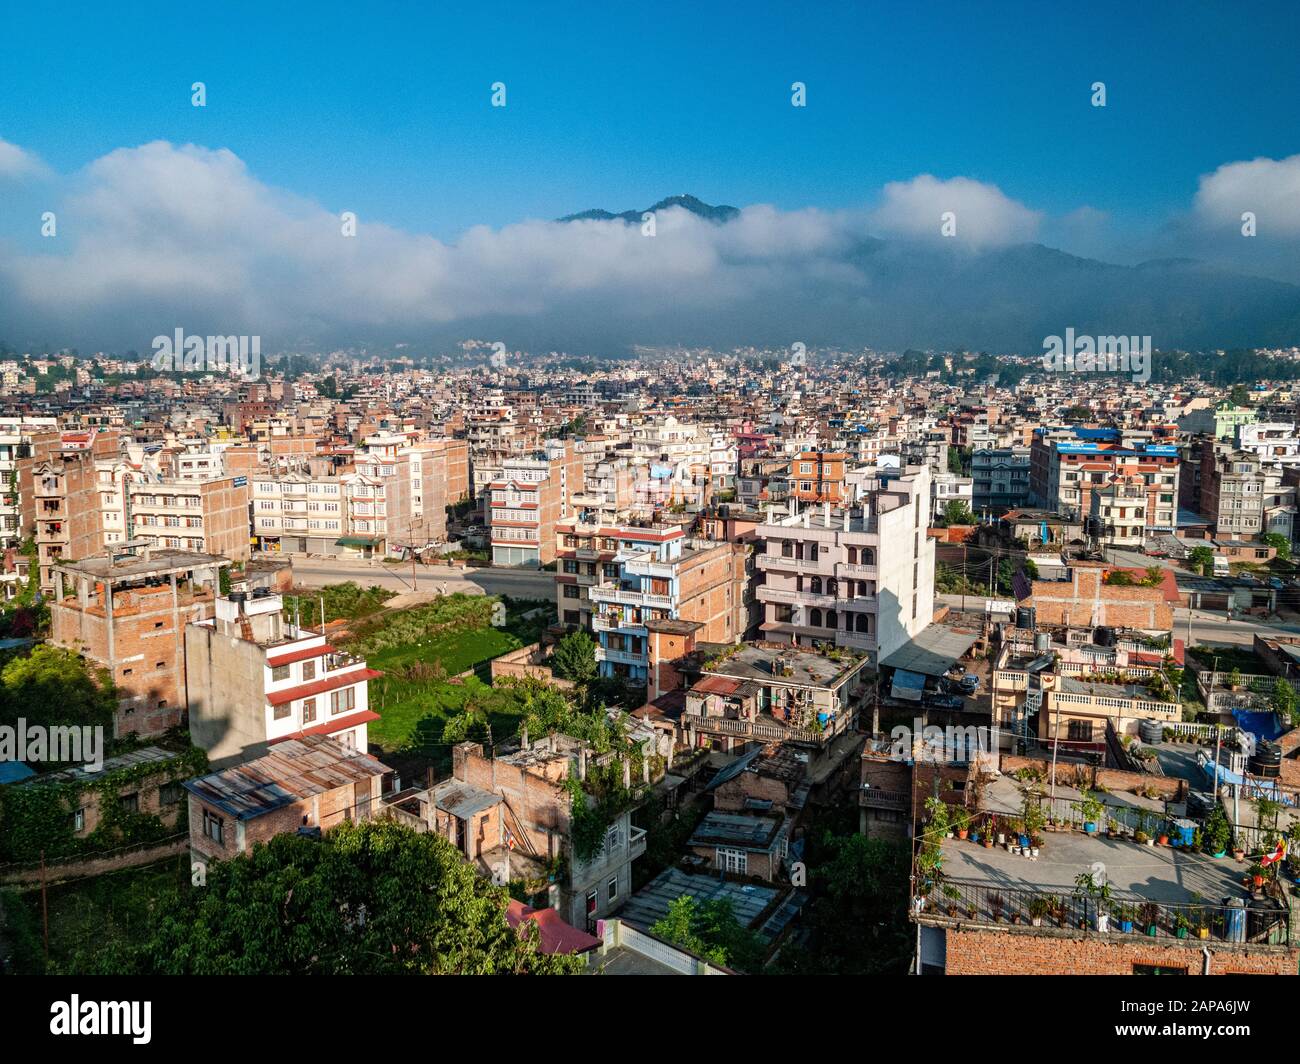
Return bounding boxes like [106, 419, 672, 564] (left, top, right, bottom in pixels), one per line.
[559, 193, 740, 225]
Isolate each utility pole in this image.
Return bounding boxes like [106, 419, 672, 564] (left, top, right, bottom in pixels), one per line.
[39, 849, 48, 967]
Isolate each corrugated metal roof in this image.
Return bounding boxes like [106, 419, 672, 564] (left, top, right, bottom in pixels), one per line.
[182, 735, 391, 820]
[880, 625, 980, 677]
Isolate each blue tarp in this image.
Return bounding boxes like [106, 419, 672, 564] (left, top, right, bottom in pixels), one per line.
[1233, 708, 1284, 742]
[891, 668, 927, 702]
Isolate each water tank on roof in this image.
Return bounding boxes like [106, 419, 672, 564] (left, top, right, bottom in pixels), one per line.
[1035, 631, 1051, 653]
[1016, 607, 1036, 630]
[1249, 740, 1282, 778]
[1138, 719, 1164, 744]
[1094, 626, 1116, 647]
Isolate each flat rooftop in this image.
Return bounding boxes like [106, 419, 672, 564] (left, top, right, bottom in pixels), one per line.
[706, 643, 865, 689]
[54, 548, 228, 582]
[939, 831, 1244, 904]
[620, 868, 784, 933]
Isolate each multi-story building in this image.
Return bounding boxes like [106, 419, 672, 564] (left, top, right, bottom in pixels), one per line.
[50, 547, 228, 736]
[251, 469, 347, 554]
[786, 450, 848, 505]
[930, 472, 973, 516]
[1177, 400, 1257, 441]
[1030, 427, 1178, 532]
[755, 465, 935, 666]
[1194, 439, 1295, 540]
[489, 440, 582, 568]
[1089, 473, 1148, 549]
[577, 525, 747, 682]
[971, 446, 1031, 516]
[127, 474, 251, 561]
[186, 588, 381, 767]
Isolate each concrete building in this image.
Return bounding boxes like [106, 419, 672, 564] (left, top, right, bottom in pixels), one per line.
[580, 525, 747, 682]
[755, 465, 935, 666]
[489, 440, 582, 568]
[1030, 427, 1179, 532]
[971, 446, 1031, 516]
[186, 588, 381, 767]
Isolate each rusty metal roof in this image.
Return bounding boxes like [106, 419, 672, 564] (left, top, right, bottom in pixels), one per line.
[182, 735, 391, 820]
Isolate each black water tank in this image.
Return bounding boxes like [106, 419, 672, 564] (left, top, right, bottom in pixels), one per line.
[1095, 626, 1116, 647]
[1139, 719, 1164, 744]
[1016, 607, 1036, 630]
[1250, 740, 1282, 778]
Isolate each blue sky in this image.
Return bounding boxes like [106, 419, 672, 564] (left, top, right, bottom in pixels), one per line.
[4, 0, 1298, 238]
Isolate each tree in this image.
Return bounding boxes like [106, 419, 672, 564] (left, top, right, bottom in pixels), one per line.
[650, 894, 765, 971]
[95, 819, 584, 975]
[551, 629, 598, 685]
[0, 645, 115, 732]
[1262, 533, 1291, 561]
[1187, 546, 1216, 577]
[1271, 678, 1298, 728]
[941, 499, 975, 527]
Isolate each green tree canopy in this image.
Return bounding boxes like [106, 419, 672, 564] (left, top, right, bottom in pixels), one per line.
[551, 629, 598, 685]
[0, 645, 115, 732]
[92, 819, 584, 975]
[650, 894, 765, 971]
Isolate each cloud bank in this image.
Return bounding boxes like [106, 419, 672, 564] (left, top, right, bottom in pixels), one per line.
[2, 140, 1300, 353]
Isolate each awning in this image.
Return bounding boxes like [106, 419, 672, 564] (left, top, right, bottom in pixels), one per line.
[335, 536, 379, 548]
[890, 668, 927, 702]
[880, 625, 980, 678]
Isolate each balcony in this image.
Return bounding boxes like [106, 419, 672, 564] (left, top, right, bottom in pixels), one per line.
[588, 584, 673, 610]
[683, 711, 842, 746]
[859, 786, 909, 810]
[760, 553, 836, 576]
[756, 585, 836, 608]
[596, 646, 645, 667]
[836, 561, 877, 579]
[628, 825, 647, 860]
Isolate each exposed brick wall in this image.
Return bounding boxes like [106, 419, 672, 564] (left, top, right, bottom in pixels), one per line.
[1030, 566, 1173, 630]
[943, 926, 1297, 975]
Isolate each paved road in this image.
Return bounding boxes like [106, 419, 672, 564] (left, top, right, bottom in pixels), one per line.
[287, 558, 557, 602]
[936, 592, 1300, 647]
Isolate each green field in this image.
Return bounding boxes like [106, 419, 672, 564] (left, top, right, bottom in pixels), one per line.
[359, 597, 553, 770]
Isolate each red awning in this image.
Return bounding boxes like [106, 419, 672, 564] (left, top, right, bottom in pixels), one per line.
[505, 900, 601, 954]
[266, 643, 338, 667]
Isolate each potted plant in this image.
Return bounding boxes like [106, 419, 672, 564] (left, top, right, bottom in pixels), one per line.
[1106, 817, 1119, 839]
[989, 893, 1005, 922]
[1203, 805, 1231, 858]
[1080, 791, 1104, 834]
[1174, 912, 1191, 939]
[1139, 901, 1161, 937]
[1028, 896, 1050, 927]
[1112, 902, 1135, 934]
[953, 806, 972, 840]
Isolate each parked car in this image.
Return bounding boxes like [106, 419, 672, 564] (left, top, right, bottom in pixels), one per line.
[958, 674, 981, 694]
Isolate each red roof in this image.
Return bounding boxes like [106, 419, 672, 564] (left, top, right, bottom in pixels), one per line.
[269, 710, 381, 744]
[266, 643, 338, 667]
[505, 900, 601, 954]
[267, 668, 382, 706]
[694, 675, 741, 696]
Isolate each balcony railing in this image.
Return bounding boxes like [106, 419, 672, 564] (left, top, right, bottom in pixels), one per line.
[912, 879, 1291, 947]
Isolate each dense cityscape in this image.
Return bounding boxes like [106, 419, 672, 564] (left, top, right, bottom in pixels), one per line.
[3, 0, 1299, 1037]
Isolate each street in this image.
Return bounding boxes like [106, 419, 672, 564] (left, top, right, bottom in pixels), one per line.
[286, 557, 558, 602]
[936, 592, 1300, 647]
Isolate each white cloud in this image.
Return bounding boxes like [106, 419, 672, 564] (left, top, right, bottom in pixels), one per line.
[1193, 153, 1300, 236]
[0, 136, 48, 179]
[869, 174, 1041, 248]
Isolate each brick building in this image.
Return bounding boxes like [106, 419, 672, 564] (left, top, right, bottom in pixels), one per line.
[184, 735, 391, 876]
[50, 547, 228, 736]
[1026, 563, 1176, 631]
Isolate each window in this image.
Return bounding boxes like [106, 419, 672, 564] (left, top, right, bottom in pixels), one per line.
[718, 848, 747, 874]
[302, 698, 316, 723]
[607, 876, 618, 902]
[330, 686, 356, 716]
[302, 660, 316, 682]
[273, 701, 291, 720]
[120, 792, 139, 814]
[72, 807, 85, 832]
[159, 782, 182, 805]
[563, 584, 580, 599]
[203, 809, 224, 844]
[271, 664, 291, 682]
